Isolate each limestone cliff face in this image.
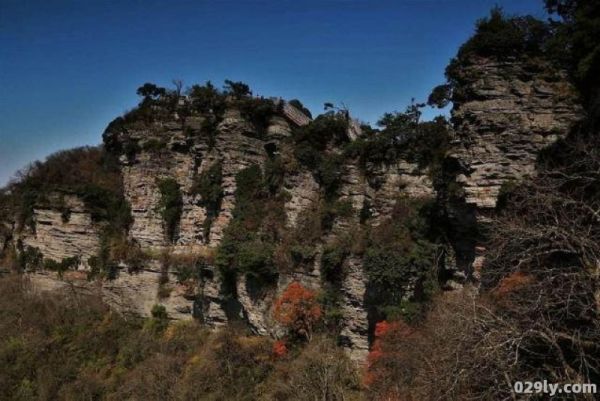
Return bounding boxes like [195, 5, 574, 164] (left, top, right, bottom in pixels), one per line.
[444, 58, 582, 278]
[199, 154, 433, 361]
[122, 149, 200, 249]
[21, 194, 99, 267]
[118, 108, 294, 251]
[449, 58, 581, 211]
[12, 102, 440, 362]
[365, 160, 434, 226]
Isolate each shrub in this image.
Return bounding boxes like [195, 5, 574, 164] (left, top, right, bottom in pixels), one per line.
[317, 156, 344, 198]
[144, 304, 169, 334]
[364, 319, 415, 398]
[359, 199, 372, 223]
[264, 157, 285, 194]
[455, 7, 550, 61]
[272, 339, 288, 358]
[156, 178, 182, 243]
[223, 79, 252, 99]
[192, 161, 223, 241]
[321, 246, 348, 283]
[136, 83, 167, 100]
[363, 198, 440, 320]
[140, 138, 167, 152]
[261, 337, 361, 401]
[176, 328, 273, 401]
[237, 239, 277, 284]
[192, 161, 223, 211]
[238, 97, 277, 135]
[168, 253, 206, 284]
[17, 245, 43, 271]
[43, 256, 79, 274]
[293, 112, 349, 197]
[188, 81, 226, 115]
[214, 163, 287, 293]
[273, 282, 322, 341]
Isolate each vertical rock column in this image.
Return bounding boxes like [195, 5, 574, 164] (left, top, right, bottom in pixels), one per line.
[448, 58, 582, 275]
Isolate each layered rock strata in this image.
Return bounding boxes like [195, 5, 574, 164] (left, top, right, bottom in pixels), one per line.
[21, 194, 99, 266]
[450, 58, 581, 211]
[446, 58, 582, 276]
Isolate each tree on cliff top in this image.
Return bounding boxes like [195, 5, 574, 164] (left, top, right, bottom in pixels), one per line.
[544, 0, 600, 117]
[428, 7, 552, 109]
[136, 82, 167, 100]
[223, 79, 252, 99]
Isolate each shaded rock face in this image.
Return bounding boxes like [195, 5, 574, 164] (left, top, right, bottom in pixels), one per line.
[21, 194, 99, 266]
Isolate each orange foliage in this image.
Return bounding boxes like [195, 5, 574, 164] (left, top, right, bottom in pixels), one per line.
[272, 340, 288, 358]
[494, 271, 534, 296]
[273, 282, 322, 341]
[365, 320, 414, 387]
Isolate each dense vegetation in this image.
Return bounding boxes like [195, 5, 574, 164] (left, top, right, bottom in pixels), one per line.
[362, 198, 440, 323]
[215, 163, 288, 293]
[103, 79, 280, 155]
[0, 276, 361, 401]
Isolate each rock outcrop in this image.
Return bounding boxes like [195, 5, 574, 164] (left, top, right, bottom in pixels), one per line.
[22, 194, 99, 266]
[28, 266, 195, 320]
[445, 58, 582, 276]
[450, 58, 582, 211]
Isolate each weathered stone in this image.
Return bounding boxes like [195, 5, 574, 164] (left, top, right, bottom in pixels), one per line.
[28, 267, 195, 320]
[21, 195, 99, 266]
[339, 256, 369, 363]
[450, 59, 582, 211]
[284, 170, 320, 228]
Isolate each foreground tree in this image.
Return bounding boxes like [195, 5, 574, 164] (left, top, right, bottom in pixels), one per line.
[273, 282, 322, 341]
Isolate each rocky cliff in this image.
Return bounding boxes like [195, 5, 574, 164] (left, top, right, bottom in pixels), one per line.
[21, 194, 100, 266]
[443, 57, 582, 279]
[450, 57, 581, 210]
[1, 60, 582, 362]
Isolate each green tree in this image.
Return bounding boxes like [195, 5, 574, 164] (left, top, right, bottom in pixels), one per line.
[545, 0, 600, 113]
[188, 81, 226, 115]
[223, 80, 252, 99]
[156, 178, 183, 243]
[136, 83, 166, 100]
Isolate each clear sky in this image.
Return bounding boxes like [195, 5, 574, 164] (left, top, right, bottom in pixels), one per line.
[0, 0, 548, 186]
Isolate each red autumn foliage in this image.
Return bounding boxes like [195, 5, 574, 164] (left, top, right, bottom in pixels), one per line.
[272, 340, 288, 358]
[365, 320, 415, 389]
[273, 282, 322, 341]
[494, 271, 534, 296]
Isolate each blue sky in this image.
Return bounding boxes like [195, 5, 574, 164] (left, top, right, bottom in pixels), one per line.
[0, 0, 548, 186]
